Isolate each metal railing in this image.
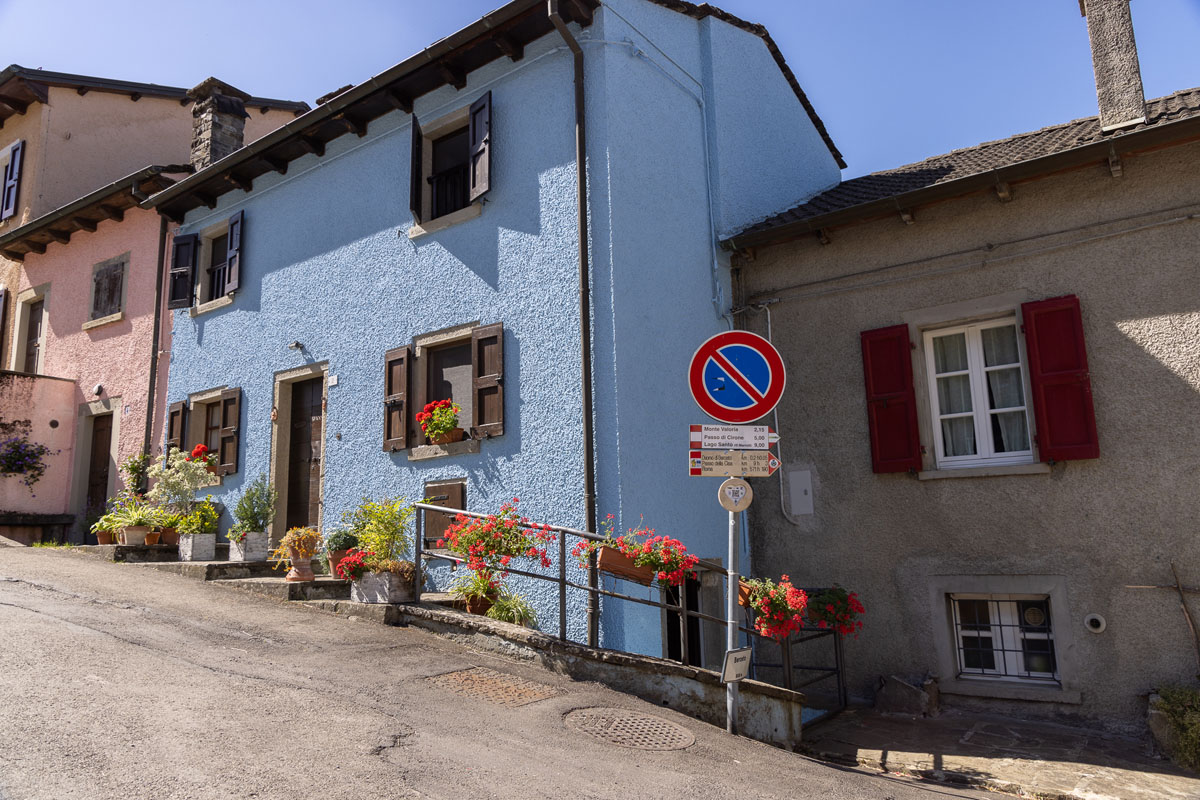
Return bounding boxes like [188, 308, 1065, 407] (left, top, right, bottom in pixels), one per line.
[412, 502, 845, 711]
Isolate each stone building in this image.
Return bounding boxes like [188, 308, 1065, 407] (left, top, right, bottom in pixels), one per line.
[723, 0, 1200, 730]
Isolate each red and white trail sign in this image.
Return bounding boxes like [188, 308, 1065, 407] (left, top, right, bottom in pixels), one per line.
[689, 424, 779, 450]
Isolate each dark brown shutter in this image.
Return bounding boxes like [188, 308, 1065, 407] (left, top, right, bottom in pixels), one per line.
[409, 116, 423, 222]
[1, 140, 25, 221]
[471, 322, 504, 438]
[216, 388, 241, 476]
[468, 91, 492, 202]
[166, 400, 187, 454]
[1021, 295, 1099, 462]
[423, 479, 465, 549]
[384, 345, 411, 451]
[92, 261, 124, 319]
[0, 288, 8, 360]
[224, 210, 243, 294]
[167, 233, 198, 310]
[861, 324, 923, 473]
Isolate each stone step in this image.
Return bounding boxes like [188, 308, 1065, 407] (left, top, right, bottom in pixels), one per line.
[69, 544, 180, 563]
[137, 559, 288, 581]
[212, 576, 351, 602]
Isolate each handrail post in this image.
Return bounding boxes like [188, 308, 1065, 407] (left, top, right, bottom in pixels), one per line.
[558, 529, 568, 641]
[679, 580, 690, 667]
[413, 506, 424, 604]
[587, 549, 599, 647]
[782, 633, 794, 691]
[835, 631, 847, 708]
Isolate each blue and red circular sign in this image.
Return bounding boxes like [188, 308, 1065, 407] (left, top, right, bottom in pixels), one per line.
[689, 331, 786, 424]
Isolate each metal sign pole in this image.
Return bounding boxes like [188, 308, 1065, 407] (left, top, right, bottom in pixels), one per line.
[727, 507, 739, 735]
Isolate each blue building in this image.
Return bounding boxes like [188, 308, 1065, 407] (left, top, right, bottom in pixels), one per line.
[147, 0, 842, 658]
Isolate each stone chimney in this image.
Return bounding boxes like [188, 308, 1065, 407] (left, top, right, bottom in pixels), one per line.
[1081, 0, 1147, 131]
[187, 77, 251, 170]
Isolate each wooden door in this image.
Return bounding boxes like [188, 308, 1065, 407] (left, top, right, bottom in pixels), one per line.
[85, 414, 113, 520]
[285, 378, 323, 530]
[23, 299, 43, 374]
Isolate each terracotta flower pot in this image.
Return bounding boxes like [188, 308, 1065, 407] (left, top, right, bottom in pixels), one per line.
[738, 581, 753, 608]
[327, 549, 351, 578]
[428, 427, 465, 445]
[143, 530, 161, 546]
[285, 547, 316, 582]
[596, 545, 654, 586]
[159, 527, 179, 546]
[465, 594, 495, 616]
[95, 530, 115, 546]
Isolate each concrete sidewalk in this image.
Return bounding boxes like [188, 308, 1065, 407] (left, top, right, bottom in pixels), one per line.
[802, 708, 1200, 800]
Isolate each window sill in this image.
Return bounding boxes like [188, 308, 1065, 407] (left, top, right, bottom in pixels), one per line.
[939, 677, 1081, 705]
[407, 202, 482, 239]
[82, 311, 124, 331]
[189, 295, 234, 317]
[918, 462, 1050, 481]
[407, 439, 481, 461]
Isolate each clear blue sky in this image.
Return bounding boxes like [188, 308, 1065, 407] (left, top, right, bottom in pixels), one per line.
[1, 0, 1197, 177]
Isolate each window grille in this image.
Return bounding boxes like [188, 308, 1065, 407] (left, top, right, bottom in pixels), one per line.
[951, 595, 1058, 684]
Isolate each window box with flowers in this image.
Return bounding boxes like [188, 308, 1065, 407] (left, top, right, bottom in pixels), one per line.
[571, 515, 699, 588]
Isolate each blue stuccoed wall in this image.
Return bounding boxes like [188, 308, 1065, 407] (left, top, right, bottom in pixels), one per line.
[165, 0, 841, 656]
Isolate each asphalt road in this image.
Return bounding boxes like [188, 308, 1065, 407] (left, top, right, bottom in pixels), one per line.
[0, 544, 986, 800]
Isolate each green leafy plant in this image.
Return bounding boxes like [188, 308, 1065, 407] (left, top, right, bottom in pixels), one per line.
[486, 589, 538, 628]
[178, 498, 220, 537]
[147, 449, 216, 512]
[271, 526, 323, 569]
[452, 568, 501, 603]
[110, 493, 159, 528]
[1154, 686, 1200, 770]
[343, 497, 414, 570]
[230, 473, 277, 541]
[415, 399, 461, 439]
[324, 528, 359, 553]
[119, 453, 150, 492]
[159, 511, 185, 531]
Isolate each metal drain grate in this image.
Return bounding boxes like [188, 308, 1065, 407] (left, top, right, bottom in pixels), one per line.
[563, 707, 696, 751]
[426, 667, 560, 707]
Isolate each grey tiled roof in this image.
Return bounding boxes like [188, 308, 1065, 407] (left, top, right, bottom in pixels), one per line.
[737, 87, 1200, 237]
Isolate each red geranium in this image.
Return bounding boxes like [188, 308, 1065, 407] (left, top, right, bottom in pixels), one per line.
[807, 585, 866, 638]
[188, 444, 214, 464]
[437, 498, 555, 576]
[741, 574, 809, 642]
[571, 514, 699, 588]
[335, 548, 373, 581]
[415, 398, 461, 438]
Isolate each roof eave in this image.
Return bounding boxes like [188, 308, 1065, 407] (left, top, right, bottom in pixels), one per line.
[723, 113, 1200, 252]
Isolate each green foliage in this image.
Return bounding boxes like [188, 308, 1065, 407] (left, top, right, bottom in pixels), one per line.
[91, 512, 120, 535]
[178, 498, 220, 536]
[31, 541, 69, 548]
[1155, 686, 1200, 771]
[119, 453, 150, 491]
[342, 497, 414, 567]
[324, 528, 359, 552]
[452, 569, 500, 602]
[147, 449, 215, 512]
[109, 493, 160, 528]
[486, 589, 538, 628]
[271, 527, 323, 569]
[232, 473, 277, 533]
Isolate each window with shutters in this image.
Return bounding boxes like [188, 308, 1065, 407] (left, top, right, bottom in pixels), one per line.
[167, 211, 244, 312]
[409, 92, 491, 235]
[922, 318, 1034, 468]
[88, 255, 128, 323]
[178, 386, 242, 478]
[0, 139, 24, 223]
[382, 321, 504, 453]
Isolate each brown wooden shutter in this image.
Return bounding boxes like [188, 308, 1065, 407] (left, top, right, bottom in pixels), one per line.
[423, 479, 465, 549]
[409, 116, 423, 222]
[92, 261, 124, 319]
[861, 324, 923, 473]
[216, 388, 241, 475]
[468, 91, 492, 202]
[1021, 295, 1099, 462]
[471, 322, 504, 438]
[166, 400, 187, 454]
[224, 210, 243, 294]
[0, 288, 8, 360]
[1, 140, 25, 221]
[167, 233, 198, 309]
[384, 345, 411, 451]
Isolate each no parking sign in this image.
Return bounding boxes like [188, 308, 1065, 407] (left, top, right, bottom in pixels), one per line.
[688, 331, 786, 424]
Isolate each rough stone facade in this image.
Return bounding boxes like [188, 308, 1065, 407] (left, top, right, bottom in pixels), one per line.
[188, 78, 250, 170]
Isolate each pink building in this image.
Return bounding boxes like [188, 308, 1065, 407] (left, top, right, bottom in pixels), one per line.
[0, 71, 305, 541]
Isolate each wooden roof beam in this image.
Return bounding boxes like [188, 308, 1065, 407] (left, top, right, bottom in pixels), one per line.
[193, 192, 217, 209]
[566, 0, 593, 25]
[2, 249, 24, 262]
[0, 93, 30, 114]
[98, 204, 124, 222]
[258, 155, 289, 175]
[72, 216, 97, 232]
[340, 113, 369, 137]
[495, 34, 525, 62]
[47, 229, 71, 244]
[298, 135, 325, 157]
[438, 61, 467, 91]
[25, 240, 45, 254]
[384, 89, 413, 114]
[225, 173, 254, 193]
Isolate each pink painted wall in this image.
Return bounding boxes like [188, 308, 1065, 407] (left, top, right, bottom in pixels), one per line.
[0, 373, 76, 514]
[16, 208, 170, 510]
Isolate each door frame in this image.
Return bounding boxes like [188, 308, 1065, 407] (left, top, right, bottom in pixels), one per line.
[268, 362, 328, 543]
[69, 396, 121, 535]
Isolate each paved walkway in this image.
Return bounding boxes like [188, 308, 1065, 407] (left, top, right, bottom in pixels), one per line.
[802, 708, 1200, 800]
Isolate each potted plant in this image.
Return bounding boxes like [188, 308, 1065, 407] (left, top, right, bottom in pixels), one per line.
[90, 512, 119, 546]
[571, 514, 698, 588]
[323, 528, 359, 578]
[806, 585, 866, 638]
[415, 399, 464, 444]
[178, 497, 220, 561]
[486, 588, 538, 628]
[143, 507, 162, 546]
[110, 493, 158, 546]
[147, 448, 219, 516]
[740, 574, 810, 642]
[437, 499, 556, 615]
[228, 473, 277, 562]
[158, 511, 184, 546]
[119, 452, 150, 493]
[271, 526, 322, 581]
[188, 444, 218, 475]
[337, 497, 417, 603]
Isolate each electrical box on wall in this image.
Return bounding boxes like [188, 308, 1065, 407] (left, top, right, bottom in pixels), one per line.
[787, 469, 814, 516]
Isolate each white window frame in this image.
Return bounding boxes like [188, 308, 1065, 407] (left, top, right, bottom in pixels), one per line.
[923, 316, 1034, 469]
[951, 593, 1059, 684]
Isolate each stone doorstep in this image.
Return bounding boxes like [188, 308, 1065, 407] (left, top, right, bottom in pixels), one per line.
[68, 544, 181, 563]
[138, 559, 285, 581]
[213, 576, 350, 602]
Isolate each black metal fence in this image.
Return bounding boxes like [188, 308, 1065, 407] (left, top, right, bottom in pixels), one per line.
[412, 502, 846, 716]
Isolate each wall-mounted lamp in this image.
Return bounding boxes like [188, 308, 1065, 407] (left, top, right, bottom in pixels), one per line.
[92, 383, 104, 396]
[288, 341, 303, 351]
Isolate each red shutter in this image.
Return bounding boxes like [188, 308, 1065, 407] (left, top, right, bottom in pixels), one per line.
[384, 345, 410, 451]
[1021, 295, 1099, 461]
[468, 91, 492, 202]
[861, 324, 922, 473]
[472, 322, 504, 438]
[224, 210, 243, 293]
[167, 234, 198, 310]
[1, 140, 25, 221]
[216, 388, 241, 475]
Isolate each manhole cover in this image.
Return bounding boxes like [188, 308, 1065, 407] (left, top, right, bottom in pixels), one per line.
[426, 667, 560, 707]
[563, 707, 695, 751]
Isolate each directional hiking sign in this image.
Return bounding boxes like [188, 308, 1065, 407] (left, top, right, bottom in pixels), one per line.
[689, 331, 786, 424]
